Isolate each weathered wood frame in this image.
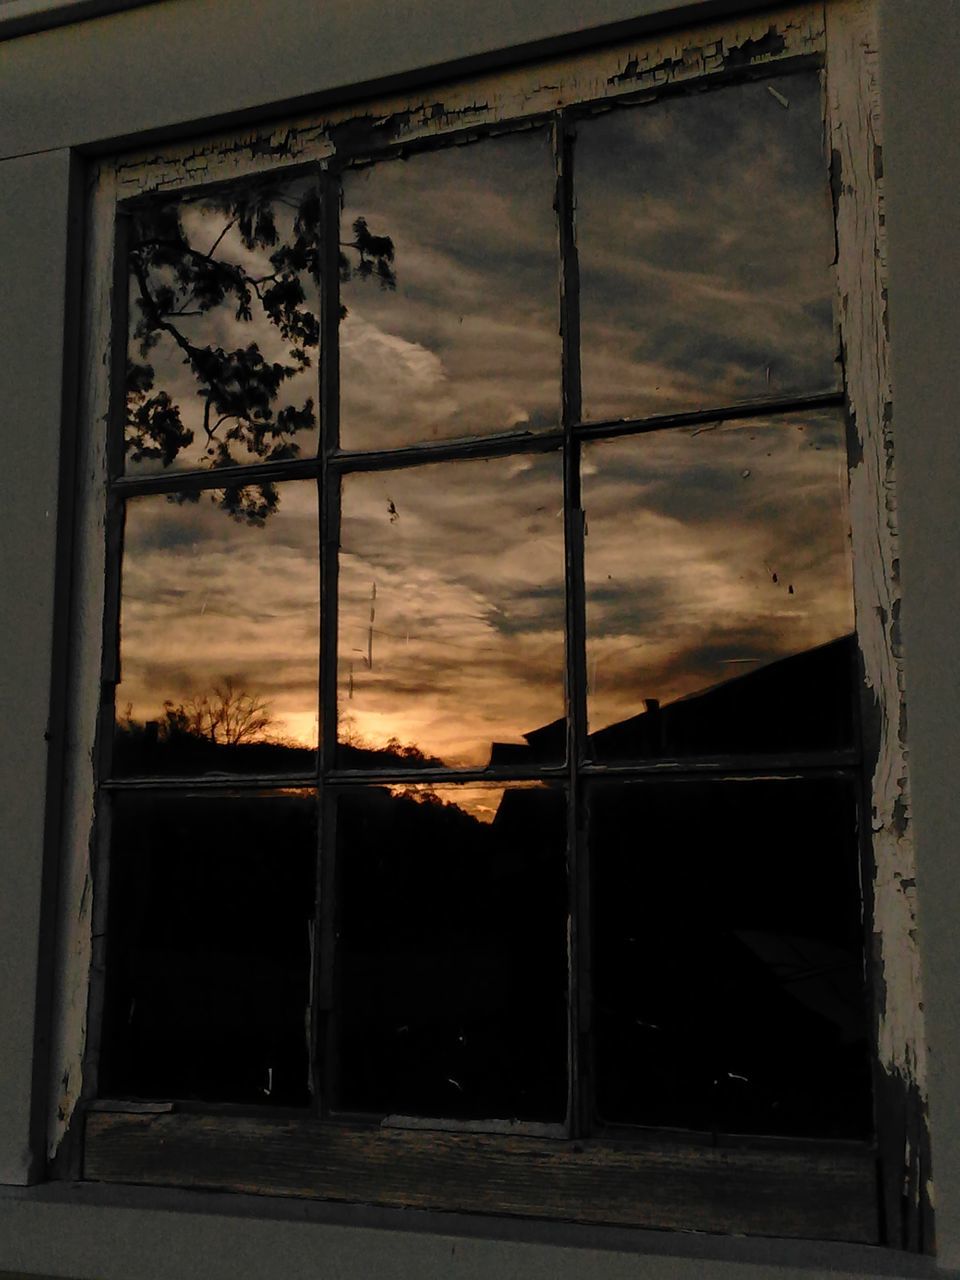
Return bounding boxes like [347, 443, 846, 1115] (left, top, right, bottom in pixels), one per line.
[49, 0, 927, 1248]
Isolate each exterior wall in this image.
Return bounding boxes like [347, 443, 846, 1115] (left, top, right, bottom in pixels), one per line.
[0, 146, 77, 1188]
[879, 0, 960, 1270]
[0, 0, 771, 156]
[0, 0, 958, 1276]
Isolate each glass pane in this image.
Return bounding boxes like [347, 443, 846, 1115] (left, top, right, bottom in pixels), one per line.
[334, 782, 567, 1121]
[583, 410, 855, 759]
[114, 481, 319, 775]
[577, 72, 839, 422]
[125, 174, 321, 475]
[591, 778, 871, 1139]
[338, 453, 565, 768]
[340, 131, 559, 450]
[100, 790, 316, 1105]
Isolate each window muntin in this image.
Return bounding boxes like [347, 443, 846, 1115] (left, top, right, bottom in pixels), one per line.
[85, 41, 885, 1242]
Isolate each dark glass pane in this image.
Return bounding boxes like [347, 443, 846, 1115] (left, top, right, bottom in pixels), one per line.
[338, 453, 565, 768]
[114, 482, 319, 775]
[125, 174, 321, 476]
[100, 790, 316, 1105]
[334, 783, 567, 1121]
[591, 778, 871, 1139]
[577, 73, 839, 422]
[340, 131, 559, 450]
[583, 410, 855, 759]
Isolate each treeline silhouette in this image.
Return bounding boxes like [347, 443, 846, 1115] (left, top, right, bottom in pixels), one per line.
[113, 680, 442, 775]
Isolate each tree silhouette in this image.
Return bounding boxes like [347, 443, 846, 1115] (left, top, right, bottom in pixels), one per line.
[172, 679, 274, 746]
[127, 177, 395, 524]
[118, 680, 277, 748]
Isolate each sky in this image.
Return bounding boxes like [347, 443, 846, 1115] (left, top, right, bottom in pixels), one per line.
[583, 409, 854, 735]
[116, 70, 851, 776]
[576, 71, 840, 419]
[116, 481, 321, 748]
[339, 128, 560, 450]
[339, 451, 566, 766]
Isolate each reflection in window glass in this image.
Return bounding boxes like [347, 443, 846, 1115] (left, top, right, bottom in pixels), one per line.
[338, 453, 565, 769]
[114, 481, 320, 775]
[583, 410, 855, 759]
[125, 175, 321, 476]
[340, 131, 560, 450]
[591, 778, 871, 1139]
[577, 73, 839, 422]
[335, 782, 567, 1121]
[100, 791, 316, 1105]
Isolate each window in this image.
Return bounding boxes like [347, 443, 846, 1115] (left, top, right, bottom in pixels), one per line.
[65, 4, 925, 1248]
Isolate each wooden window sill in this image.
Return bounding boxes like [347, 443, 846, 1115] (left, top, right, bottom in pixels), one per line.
[82, 1108, 879, 1243]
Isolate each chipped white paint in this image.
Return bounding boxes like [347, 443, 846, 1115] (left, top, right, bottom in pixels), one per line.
[827, 0, 925, 1096]
[110, 5, 824, 195]
[46, 162, 117, 1158]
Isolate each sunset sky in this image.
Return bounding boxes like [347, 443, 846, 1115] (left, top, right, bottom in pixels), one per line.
[116, 70, 852, 773]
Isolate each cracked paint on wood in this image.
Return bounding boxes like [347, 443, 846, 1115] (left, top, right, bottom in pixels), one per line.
[46, 162, 116, 1165]
[109, 5, 825, 195]
[827, 0, 931, 1250]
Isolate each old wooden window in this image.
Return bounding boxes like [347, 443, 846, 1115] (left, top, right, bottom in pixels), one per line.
[65, 3, 926, 1249]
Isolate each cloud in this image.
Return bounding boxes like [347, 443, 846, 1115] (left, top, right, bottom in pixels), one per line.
[583, 409, 854, 730]
[576, 71, 839, 420]
[339, 452, 566, 765]
[117, 480, 320, 747]
[340, 128, 560, 449]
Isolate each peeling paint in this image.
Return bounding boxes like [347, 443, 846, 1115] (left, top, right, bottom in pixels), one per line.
[725, 27, 787, 69]
[827, 0, 931, 1249]
[109, 6, 825, 193]
[45, 164, 118, 1164]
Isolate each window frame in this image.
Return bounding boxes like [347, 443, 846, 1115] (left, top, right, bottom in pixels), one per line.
[52, 0, 929, 1249]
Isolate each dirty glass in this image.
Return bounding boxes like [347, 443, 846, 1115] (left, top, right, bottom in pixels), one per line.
[577, 72, 839, 422]
[100, 790, 316, 1106]
[113, 481, 319, 775]
[582, 409, 855, 760]
[590, 777, 871, 1138]
[334, 782, 567, 1121]
[124, 174, 321, 476]
[339, 130, 560, 450]
[337, 452, 565, 769]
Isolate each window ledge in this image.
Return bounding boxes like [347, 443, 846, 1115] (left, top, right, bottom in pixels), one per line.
[0, 1180, 942, 1280]
[82, 1109, 879, 1245]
